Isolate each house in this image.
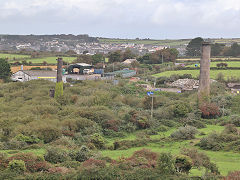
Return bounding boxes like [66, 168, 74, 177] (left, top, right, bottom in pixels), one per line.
[11, 70, 66, 83]
[122, 59, 137, 65]
[227, 83, 240, 94]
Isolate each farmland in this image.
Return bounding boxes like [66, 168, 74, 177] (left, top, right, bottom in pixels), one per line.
[10, 56, 77, 64]
[176, 57, 240, 62]
[99, 38, 190, 46]
[0, 53, 31, 60]
[186, 61, 240, 68]
[11, 66, 58, 73]
[153, 69, 240, 79]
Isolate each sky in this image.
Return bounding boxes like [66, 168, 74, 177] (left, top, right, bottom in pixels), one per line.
[0, 0, 240, 39]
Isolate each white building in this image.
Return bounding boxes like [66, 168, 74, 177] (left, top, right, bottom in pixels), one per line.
[11, 70, 66, 83]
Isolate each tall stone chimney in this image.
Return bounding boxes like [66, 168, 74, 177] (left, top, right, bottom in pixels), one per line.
[198, 42, 211, 103]
[56, 58, 63, 83]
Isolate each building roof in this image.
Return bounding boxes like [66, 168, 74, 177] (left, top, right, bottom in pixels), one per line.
[75, 63, 92, 66]
[122, 59, 137, 64]
[22, 70, 57, 77]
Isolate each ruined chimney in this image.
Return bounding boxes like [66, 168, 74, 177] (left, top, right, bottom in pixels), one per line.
[198, 42, 211, 103]
[56, 58, 63, 83]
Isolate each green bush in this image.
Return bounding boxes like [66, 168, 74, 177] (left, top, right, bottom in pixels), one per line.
[44, 147, 70, 164]
[14, 134, 40, 144]
[8, 160, 26, 174]
[90, 133, 105, 149]
[54, 81, 63, 99]
[157, 153, 175, 175]
[70, 145, 91, 162]
[8, 153, 49, 173]
[60, 161, 82, 169]
[175, 155, 192, 174]
[173, 103, 192, 117]
[171, 126, 197, 140]
[198, 133, 224, 151]
[33, 124, 62, 143]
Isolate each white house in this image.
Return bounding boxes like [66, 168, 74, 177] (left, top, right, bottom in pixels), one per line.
[122, 59, 137, 65]
[11, 70, 66, 83]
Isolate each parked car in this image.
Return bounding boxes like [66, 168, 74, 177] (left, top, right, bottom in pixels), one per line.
[83, 69, 94, 75]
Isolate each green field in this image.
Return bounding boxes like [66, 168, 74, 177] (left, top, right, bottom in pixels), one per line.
[11, 56, 77, 64]
[1, 125, 239, 176]
[176, 57, 240, 62]
[153, 69, 240, 79]
[101, 125, 240, 176]
[0, 53, 30, 60]
[99, 38, 190, 46]
[186, 61, 240, 68]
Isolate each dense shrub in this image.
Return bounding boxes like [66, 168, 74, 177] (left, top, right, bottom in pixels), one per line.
[181, 148, 220, 174]
[198, 133, 224, 151]
[8, 160, 26, 174]
[116, 149, 158, 169]
[48, 167, 71, 174]
[70, 145, 91, 162]
[44, 147, 70, 164]
[29, 122, 62, 143]
[229, 115, 240, 127]
[60, 161, 81, 169]
[14, 134, 40, 144]
[51, 136, 76, 148]
[157, 153, 175, 175]
[200, 103, 221, 119]
[224, 171, 240, 180]
[8, 153, 49, 172]
[173, 103, 192, 117]
[0, 152, 8, 170]
[81, 158, 106, 170]
[175, 155, 192, 174]
[90, 133, 105, 149]
[171, 126, 197, 140]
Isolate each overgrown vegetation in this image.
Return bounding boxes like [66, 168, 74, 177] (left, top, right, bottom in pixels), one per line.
[0, 74, 239, 178]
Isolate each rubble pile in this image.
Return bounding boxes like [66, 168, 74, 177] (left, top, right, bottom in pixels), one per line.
[170, 79, 199, 90]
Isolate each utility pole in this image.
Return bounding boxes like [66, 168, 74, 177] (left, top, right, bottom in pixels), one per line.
[151, 94, 154, 120]
[162, 54, 164, 64]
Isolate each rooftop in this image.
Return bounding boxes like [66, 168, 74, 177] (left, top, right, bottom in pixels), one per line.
[22, 70, 57, 77]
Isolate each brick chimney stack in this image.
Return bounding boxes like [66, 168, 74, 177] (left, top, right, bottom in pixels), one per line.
[56, 58, 63, 83]
[198, 42, 211, 103]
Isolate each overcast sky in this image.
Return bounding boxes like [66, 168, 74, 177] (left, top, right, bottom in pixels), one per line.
[0, 0, 239, 39]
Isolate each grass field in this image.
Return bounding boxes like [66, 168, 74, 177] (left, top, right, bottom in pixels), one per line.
[0, 53, 30, 60]
[0, 125, 239, 176]
[99, 38, 190, 46]
[176, 57, 240, 62]
[10, 56, 77, 64]
[186, 61, 240, 68]
[101, 125, 240, 176]
[153, 69, 240, 79]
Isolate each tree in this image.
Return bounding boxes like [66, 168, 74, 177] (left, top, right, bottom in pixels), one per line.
[186, 37, 204, 56]
[92, 54, 104, 64]
[211, 43, 225, 56]
[108, 50, 121, 63]
[122, 48, 136, 60]
[229, 43, 240, 57]
[0, 58, 11, 81]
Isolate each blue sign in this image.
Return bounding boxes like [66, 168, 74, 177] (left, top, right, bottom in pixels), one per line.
[147, 92, 154, 96]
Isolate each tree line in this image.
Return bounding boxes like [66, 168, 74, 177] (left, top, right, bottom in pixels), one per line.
[186, 37, 240, 57]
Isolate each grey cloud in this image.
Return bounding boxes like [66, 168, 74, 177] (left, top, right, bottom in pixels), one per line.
[0, 0, 239, 38]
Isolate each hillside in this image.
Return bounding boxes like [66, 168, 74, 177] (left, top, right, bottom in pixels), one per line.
[0, 79, 240, 179]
